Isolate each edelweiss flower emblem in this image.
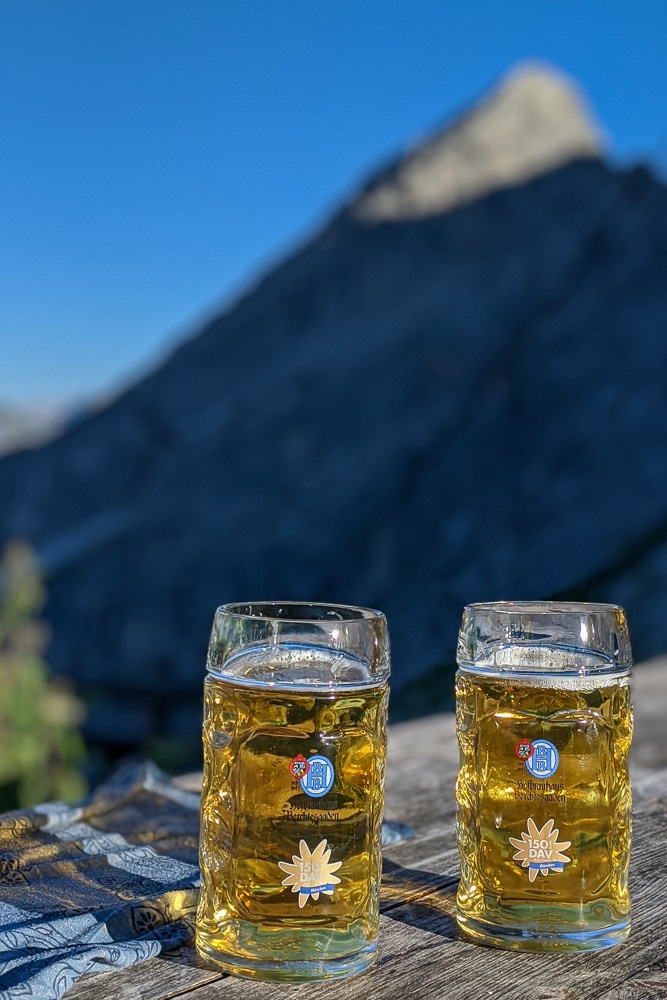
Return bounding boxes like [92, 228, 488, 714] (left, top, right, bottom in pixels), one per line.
[509, 817, 572, 882]
[278, 838, 342, 908]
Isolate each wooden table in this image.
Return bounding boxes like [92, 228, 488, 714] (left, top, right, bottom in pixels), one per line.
[67, 658, 667, 1000]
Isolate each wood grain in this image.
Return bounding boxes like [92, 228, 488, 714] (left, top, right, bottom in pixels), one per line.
[65, 951, 223, 1000]
[64, 657, 667, 1000]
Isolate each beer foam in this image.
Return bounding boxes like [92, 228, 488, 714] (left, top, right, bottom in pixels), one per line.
[458, 667, 630, 690]
[458, 643, 630, 687]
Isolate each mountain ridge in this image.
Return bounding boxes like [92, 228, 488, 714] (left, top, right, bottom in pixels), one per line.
[1, 69, 666, 753]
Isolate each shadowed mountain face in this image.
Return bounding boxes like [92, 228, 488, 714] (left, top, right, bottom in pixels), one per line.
[1, 66, 667, 748]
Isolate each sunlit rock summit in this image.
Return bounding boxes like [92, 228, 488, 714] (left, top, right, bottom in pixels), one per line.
[352, 63, 602, 220]
[1, 63, 667, 752]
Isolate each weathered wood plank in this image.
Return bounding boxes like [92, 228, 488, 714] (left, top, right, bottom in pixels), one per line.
[149, 788, 667, 1000]
[76, 789, 667, 1000]
[577, 950, 667, 999]
[629, 656, 667, 773]
[64, 949, 224, 1000]
[64, 657, 667, 1000]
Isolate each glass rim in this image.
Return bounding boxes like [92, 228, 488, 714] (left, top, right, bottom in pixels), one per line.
[457, 599, 632, 674]
[462, 600, 625, 616]
[214, 601, 387, 625]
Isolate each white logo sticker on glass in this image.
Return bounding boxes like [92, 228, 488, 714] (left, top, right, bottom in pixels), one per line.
[509, 818, 572, 882]
[278, 838, 342, 907]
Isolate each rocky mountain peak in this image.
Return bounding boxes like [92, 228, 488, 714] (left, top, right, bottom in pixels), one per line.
[352, 61, 603, 221]
[1, 64, 666, 759]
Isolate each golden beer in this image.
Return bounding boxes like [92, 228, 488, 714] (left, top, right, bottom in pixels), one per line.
[195, 602, 390, 982]
[455, 602, 633, 952]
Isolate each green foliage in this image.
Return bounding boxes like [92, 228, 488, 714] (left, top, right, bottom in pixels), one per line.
[0, 540, 88, 809]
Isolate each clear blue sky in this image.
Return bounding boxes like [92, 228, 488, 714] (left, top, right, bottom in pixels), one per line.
[2, 0, 666, 408]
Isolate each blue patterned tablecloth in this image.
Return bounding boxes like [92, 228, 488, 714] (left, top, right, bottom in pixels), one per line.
[0, 761, 415, 999]
[0, 761, 201, 1000]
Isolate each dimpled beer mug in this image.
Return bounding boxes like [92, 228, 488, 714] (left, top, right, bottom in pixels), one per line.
[195, 602, 390, 981]
[455, 602, 633, 952]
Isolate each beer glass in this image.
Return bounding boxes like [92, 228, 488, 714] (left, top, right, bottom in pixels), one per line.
[195, 602, 390, 981]
[455, 601, 632, 952]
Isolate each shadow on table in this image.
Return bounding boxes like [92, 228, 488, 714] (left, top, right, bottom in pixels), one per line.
[381, 858, 459, 941]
